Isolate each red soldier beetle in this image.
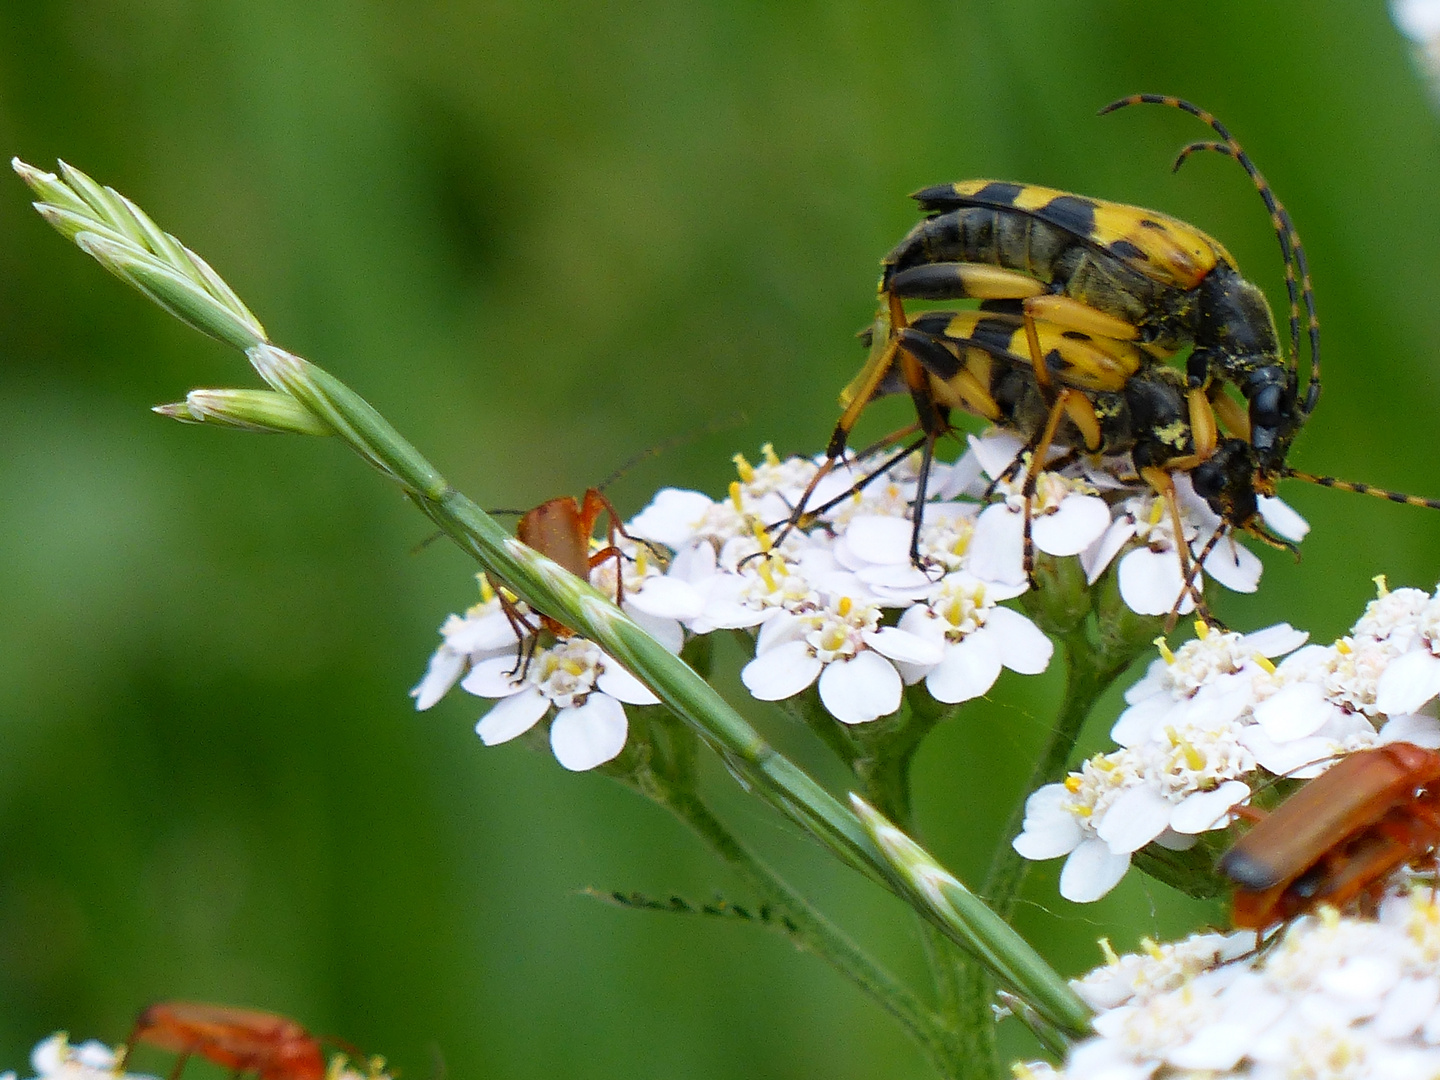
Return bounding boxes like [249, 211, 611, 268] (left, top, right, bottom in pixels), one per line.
[488, 434, 691, 648]
[512, 488, 631, 636]
[491, 486, 669, 676]
[1218, 742, 1440, 930]
[124, 1002, 335, 1080]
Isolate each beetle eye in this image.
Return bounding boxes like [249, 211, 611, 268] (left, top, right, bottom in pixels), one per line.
[1251, 383, 1284, 429]
[1192, 461, 1224, 498]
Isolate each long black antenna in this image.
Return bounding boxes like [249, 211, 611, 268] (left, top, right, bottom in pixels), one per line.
[595, 411, 748, 493]
[1284, 469, 1440, 511]
[1099, 94, 1321, 418]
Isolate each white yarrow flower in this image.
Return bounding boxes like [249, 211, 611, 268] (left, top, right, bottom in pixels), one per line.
[894, 574, 1051, 704]
[741, 592, 942, 724]
[462, 637, 658, 771]
[1033, 892, 1440, 1080]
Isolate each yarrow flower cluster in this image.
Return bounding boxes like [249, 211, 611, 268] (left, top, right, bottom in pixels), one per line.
[1020, 889, 1440, 1079]
[413, 428, 1302, 768]
[1014, 579, 1440, 902]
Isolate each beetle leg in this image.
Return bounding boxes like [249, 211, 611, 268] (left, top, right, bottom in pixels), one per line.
[1210, 388, 1251, 440]
[1017, 388, 1094, 584]
[579, 487, 642, 606]
[1022, 294, 1142, 341]
[894, 327, 1006, 421]
[492, 578, 543, 678]
[1023, 309, 1050, 390]
[1140, 466, 1216, 629]
[800, 431, 928, 522]
[1188, 388, 1219, 459]
[1169, 525, 1228, 632]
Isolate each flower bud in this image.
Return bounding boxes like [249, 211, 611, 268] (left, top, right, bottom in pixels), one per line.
[153, 389, 332, 436]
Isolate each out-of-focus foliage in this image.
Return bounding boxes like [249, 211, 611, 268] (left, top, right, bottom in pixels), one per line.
[2, 3, 1439, 1077]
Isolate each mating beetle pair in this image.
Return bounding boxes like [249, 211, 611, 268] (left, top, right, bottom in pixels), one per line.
[790, 94, 1438, 604]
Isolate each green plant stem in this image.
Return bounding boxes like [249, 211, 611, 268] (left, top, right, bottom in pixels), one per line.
[786, 687, 1006, 1079]
[982, 627, 1134, 918]
[647, 776, 959, 1078]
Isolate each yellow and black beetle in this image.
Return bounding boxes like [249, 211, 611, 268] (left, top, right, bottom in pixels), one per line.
[879, 95, 1317, 476]
[783, 96, 1315, 566]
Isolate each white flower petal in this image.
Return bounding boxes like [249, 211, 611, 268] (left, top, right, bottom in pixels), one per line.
[935, 447, 984, 498]
[412, 646, 467, 710]
[550, 694, 628, 770]
[844, 515, 914, 564]
[1082, 519, 1136, 585]
[1151, 828, 1197, 851]
[1059, 839, 1131, 902]
[1257, 494, 1309, 542]
[1377, 649, 1440, 715]
[968, 503, 1027, 587]
[863, 626, 945, 666]
[968, 430, 1027, 479]
[461, 655, 528, 698]
[986, 606, 1054, 675]
[622, 604, 685, 654]
[1379, 712, 1440, 748]
[32, 1036, 68, 1076]
[1167, 1023, 1253, 1072]
[475, 688, 551, 746]
[818, 652, 902, 725]
[1238, 726, 1343, 777]
[596, 658, 660, 705]
[1032, 495, 1111, 556]
[925, 633, 1003, 704]
[668, 540, 716, 583]
[625, 577, 705, 621]
[1252, 681, 1344, 742]
[1245, 622, 1310, 657]
[698, 585, 774, 631]
[810, 466, 864, 509]
[741, 640, 823, 701]
[1110, 694, 1174, 747]
[627, 488, 715, 546]
[1319, 954, 1402, 1002]
[1376, 977, 1440, 1039]
[1118, 546, 1195, 617]
[754, 611, 807, 655]
[1169, 781, 1250, 834]
[444, 610, 523, 654]
[1124, 657, 1168, 704]
[1200, 533, 1262, 593]
[1096, 784, 1173, 854]
[1012, 785, 1084, 859]
[855, 563, 936, 600]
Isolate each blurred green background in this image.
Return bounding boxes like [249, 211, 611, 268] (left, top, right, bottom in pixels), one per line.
[3, 2, 1440, 1076]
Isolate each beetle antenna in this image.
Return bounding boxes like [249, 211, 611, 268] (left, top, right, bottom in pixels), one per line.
[595, 411, 749, 494]
[1283, 469, 1440, 511]
[1099, 95, 1321, 419]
